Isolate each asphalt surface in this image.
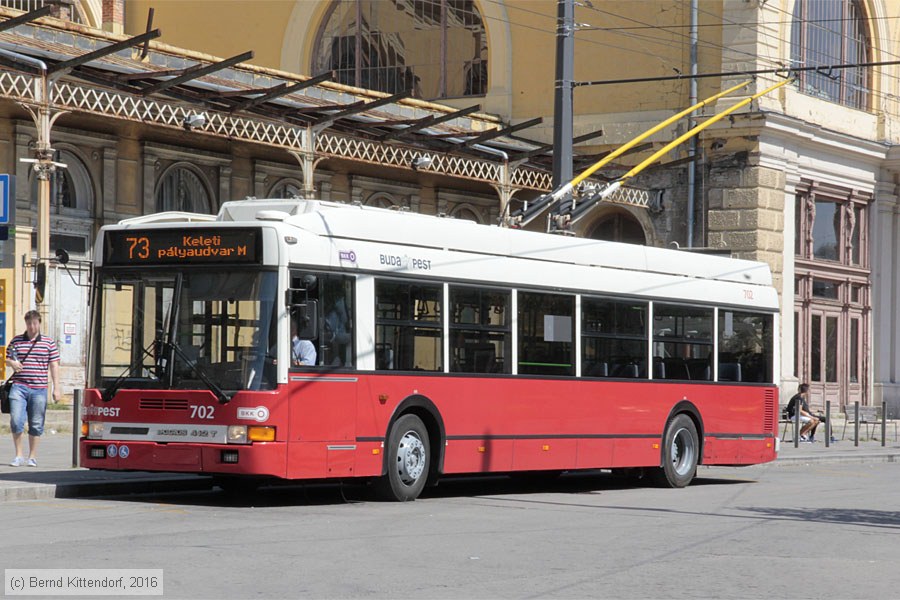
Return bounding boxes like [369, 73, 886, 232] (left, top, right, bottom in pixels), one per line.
[0, 432, 897, 503]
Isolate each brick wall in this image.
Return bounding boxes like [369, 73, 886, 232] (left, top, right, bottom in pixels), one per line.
[102, 0, 124, 34]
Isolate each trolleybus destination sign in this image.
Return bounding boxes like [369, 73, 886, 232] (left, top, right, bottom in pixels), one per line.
[103, 228, 261, 265]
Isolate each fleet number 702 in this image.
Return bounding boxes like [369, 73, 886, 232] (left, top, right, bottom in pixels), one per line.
[190, 405, 215, 419]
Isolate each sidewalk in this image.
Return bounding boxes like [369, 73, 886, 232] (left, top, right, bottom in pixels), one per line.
[774, 436, 900, 465]
[0, 432, 898, 503]
[0, 431, 212, 502]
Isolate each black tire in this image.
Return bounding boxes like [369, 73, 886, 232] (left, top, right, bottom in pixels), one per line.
[374, 414, 430, 501]
[652, 413, 699, 488]
[509, 470, 563, 484]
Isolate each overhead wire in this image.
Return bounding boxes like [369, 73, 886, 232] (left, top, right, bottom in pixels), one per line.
[479, 1, 900, 130]
[478, 0, 688, 71]
[576, 0, 900, 120]
[759, 0, 900, 119]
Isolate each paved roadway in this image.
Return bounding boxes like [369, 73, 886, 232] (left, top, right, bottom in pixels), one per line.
[1, 434, 899, 599]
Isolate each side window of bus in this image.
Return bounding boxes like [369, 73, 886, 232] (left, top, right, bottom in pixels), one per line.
[322, 276, 354, 367]
[289, 272, 355, 368]
[581, 298, 647, 378]
[518, 292, 575, 376]
[718, 311, 773, 383]
[449, 286, 511, 374]
[375, 279, 442, 371]
[652, 304, 713, 381]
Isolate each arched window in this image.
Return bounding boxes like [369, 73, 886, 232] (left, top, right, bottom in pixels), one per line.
[57, 149, 93, 212]
[587, 212, 647, 246]
[365, 192, 396, 208]
[30, 148, 93, 214]
[156, 165, 212, 214]
[449, 205, 481, 223]
[790, 0, 870, 110]
[314, 0, 487, 99]
[269, 179, 303, 199]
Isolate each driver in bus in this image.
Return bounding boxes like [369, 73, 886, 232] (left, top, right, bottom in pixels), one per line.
[291, 320, 317, 366]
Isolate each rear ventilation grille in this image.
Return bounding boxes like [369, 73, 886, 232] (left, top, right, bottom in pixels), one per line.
[763, 389, 776, 432]
[140, 398, 189, 411]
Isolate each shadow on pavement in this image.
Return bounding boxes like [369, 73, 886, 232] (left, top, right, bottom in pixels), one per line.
[78, 469, 757, 509]
[739, 506, 900, 529]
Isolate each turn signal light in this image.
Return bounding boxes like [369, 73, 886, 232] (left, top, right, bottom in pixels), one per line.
[81, 422, 88, 437]
[248, 426, 275, 442]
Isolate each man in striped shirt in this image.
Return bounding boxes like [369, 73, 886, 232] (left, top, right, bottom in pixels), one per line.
[6, 310, 60, 467]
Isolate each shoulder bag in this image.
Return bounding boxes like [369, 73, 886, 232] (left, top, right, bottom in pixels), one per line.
[0, 337, 39, 414]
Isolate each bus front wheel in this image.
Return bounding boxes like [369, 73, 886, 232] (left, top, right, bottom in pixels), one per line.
[652, 413, 699, 488]
[375, 414, 430, 501]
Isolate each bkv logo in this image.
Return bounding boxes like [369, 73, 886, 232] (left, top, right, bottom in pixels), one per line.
[339, 250, 357, 265]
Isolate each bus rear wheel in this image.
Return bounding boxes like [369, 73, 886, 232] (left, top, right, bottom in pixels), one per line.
[652, 414, 699, 488]
[374, 414, 430, 501]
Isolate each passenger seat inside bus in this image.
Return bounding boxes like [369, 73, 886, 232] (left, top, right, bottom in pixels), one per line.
[718, 362, 742, 382]
[471, 345, 496, 373]
[375, 343, 394, 370]
[583, 361, 608, 377]
[611, 361, 640, 378]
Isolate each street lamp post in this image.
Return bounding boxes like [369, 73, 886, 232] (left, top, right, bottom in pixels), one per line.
[2, 48, 68, 324]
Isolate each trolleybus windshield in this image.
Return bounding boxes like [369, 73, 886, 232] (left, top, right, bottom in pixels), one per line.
[93, 269, 278, 394]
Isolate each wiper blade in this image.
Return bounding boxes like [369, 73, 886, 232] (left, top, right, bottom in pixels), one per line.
[102, 339, 159, 402]
[164, 340, 233, 404]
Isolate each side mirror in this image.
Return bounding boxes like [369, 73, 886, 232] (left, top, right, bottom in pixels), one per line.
[292, 299, 318, 340]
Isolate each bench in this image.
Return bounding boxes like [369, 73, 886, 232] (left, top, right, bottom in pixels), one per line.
[779, 406, 799, 442]
[780, 406, 831, 442]
[841, 406, 898, 442]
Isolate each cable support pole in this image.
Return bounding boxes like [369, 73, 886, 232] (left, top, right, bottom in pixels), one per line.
[552, 0, 575, 191]
[575, 60, 900, 87]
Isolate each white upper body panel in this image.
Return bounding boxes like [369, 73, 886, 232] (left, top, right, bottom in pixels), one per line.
[101, 198, 779, 312]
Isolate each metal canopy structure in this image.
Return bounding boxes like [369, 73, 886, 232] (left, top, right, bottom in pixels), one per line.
[0, 5, 660, 217]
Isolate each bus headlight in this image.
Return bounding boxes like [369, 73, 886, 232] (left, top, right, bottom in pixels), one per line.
[88, 422, 105, 438]
[227, 425, 248, 444]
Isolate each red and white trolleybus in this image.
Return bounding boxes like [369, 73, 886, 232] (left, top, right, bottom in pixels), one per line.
[81, 198, 779, 500]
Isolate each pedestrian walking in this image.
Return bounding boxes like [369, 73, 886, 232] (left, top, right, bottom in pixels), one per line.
[6, 310, 61, 467]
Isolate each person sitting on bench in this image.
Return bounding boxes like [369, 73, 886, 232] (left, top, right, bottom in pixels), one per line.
[787, 383, 819, 442]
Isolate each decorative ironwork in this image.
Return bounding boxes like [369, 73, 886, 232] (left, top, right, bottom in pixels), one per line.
[0, 69, 34, 100]
[605, 185, 650, 208]
[0, 66, 614, 199]
[510, 168, 552, 191]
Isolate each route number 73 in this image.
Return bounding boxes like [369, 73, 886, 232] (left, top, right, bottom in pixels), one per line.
[126, 236, 150, 259]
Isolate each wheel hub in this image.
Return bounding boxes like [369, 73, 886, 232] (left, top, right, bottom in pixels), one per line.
[670, 427, 696, 476]
[396, 430, 426, 484]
